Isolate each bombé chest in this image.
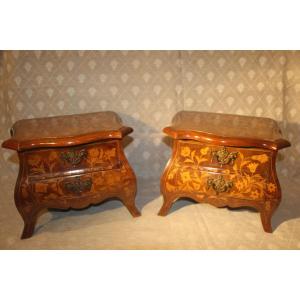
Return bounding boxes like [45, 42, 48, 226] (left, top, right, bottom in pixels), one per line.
[159, 111, 290, 233]
[2, 111, 140, 239]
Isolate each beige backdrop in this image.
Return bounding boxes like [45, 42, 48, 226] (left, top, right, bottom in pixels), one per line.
[1, 51, 300, 249]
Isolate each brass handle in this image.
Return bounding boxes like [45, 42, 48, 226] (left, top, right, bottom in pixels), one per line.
[211, 146, 238, 165]
[63, 177, 92, 194]
[60, 149, 87, 166]
[207, 175, 233, 195]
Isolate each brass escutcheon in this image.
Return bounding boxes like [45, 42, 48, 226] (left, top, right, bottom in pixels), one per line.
[211, 146, 238, 165]
[63, 176, 92, 194]
[60, 149, 88, 166]
[207, 175, 233, 195]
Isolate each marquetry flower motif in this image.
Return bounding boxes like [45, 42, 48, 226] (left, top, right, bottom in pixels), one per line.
[200, 147, 209, 155]
[247, 162, 259, 174]
[168, 168, 177, 179]
[89, 148, 99, 158]
[251, 154, 269, 164]
[181, 171, 191, 183]
[250, 190, 260, 199]
[193, 183, 201, 190]
[105, 148, 116, 159]
[165, 142, 274, 201]
[267, 183, 276, 193]
[223, 169, 230, 175]
[235, 180, 244, 191]
[181, 146, 191, 157]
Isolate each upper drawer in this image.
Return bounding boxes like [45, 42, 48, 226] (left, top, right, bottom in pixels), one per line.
[176, 140, 272, 178]
[25, 140, 121, 178]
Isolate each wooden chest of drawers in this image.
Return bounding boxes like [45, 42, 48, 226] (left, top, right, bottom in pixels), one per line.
[2, 111, 140, 239]
[159, 111, 291, 233]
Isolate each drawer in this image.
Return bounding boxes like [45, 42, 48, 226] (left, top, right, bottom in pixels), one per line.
[204, 171, 265, 201]
[25, 141, 121, 178]
[176, 140, 272, 178]
[31, 170, 122, 204]
[166, 165, 278, 202]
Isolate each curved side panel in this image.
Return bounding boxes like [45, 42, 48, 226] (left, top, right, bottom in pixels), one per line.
[259, 150, 281, 233]
[15, 153, 44, 239]
[160, 139, 178, 199]
[115, 140, 140, 217]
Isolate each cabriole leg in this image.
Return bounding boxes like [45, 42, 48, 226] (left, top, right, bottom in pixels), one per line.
[158, 194, 177, 216]
[260, 200, 279, 233]
[119, 187, 141, 217]
[18, 206, 43, 239]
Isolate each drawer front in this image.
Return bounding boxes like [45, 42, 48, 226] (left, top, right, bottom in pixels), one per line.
[25, 141, 121, 178]
[176, 140, 272, 178]
[31, 170, 122, 204]
[165, 165, 277, 202]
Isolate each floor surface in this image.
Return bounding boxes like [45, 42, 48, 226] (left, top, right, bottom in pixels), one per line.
[1, 174, 300, 249]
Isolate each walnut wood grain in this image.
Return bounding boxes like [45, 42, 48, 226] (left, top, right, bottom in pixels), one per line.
[171, 111, 286, 142]
[2, 126, 133, 151]
[163, 127, 290, 151]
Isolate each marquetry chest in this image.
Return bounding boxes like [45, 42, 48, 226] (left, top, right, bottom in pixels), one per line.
[2, 111, 140, 239]
[159, 111, 291, 233]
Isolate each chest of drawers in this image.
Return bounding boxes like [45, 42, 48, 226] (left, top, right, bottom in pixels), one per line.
[2, 111, 140, 239]
[159, 111, 291, 233]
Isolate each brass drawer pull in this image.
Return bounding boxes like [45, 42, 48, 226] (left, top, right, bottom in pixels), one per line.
[60, 149, 88, 166]
[207, 175, 233, 195]
[211, 146, 238, 165]
[64, 177, 92, 194]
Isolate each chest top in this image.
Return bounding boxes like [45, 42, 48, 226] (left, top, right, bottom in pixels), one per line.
[2, 111, 132, 151]
[164, 111, 290, 151]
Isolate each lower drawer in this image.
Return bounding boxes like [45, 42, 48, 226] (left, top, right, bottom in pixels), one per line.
[31, 170, 122, 204]
[165, 167, 277, 202]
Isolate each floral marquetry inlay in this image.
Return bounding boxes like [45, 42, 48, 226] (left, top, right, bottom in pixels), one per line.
[26, 141, 120, 177]
[159, 110, 289, 233]
[166, 141, 276, 201]
[1, 109, 141, 238]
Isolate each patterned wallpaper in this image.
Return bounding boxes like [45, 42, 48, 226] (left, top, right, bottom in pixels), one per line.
[0, 50, 300, 180]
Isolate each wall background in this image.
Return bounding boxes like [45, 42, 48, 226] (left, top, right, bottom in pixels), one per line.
[1, 50, 300, 249]
[1, 50, 300, 181]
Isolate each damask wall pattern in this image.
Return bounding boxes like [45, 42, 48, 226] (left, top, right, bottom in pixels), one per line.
[0, 50, 300, 180]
